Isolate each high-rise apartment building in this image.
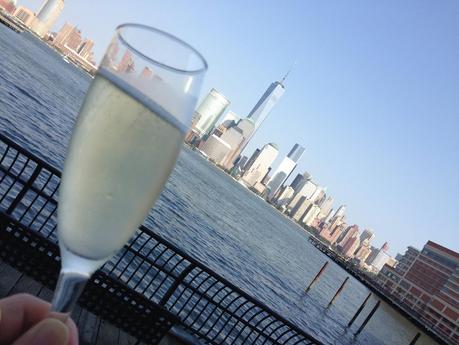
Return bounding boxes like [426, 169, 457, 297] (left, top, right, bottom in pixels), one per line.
[377, 241, 459, 343]
[267, 143, 305, 199]
[32, 0, 64, 37]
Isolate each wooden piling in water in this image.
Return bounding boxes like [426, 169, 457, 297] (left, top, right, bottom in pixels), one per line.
[409, 333, 421, 345]
[347, 292, 372, 327]
[327, 277, 349, 307]
[354, 300, 381, 336]
[305, 261, 329, 292]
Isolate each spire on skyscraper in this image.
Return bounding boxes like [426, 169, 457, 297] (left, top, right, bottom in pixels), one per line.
[280, 60, 296, 85]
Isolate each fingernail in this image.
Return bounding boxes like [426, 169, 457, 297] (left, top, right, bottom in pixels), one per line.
[49, 311, 70, 323]
[33, 318, 69, 345]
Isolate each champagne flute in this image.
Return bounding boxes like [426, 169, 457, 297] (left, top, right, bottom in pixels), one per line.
[51, 24, 207, 313]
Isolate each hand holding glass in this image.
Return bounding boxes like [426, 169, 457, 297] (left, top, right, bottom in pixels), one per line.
[51, 24, 207, 312]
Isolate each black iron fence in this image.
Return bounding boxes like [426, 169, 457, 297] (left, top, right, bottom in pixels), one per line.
[0, 132, 324, 345]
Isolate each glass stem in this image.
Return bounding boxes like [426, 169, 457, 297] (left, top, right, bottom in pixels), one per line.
[51, 270, 90, 313]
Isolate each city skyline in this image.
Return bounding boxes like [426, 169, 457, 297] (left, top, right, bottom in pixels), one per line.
[14, 0, 459, 255]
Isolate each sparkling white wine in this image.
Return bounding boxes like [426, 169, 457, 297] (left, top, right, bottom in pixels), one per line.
[58, 70, 185, 261]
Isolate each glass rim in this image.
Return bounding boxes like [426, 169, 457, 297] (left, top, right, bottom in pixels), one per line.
[116, 23, 208, 75]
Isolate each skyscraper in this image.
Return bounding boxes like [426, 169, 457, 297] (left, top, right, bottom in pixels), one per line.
[247, 75, 286, 131]
[288, 179, 319, 209]
[301, 204, 321, 226]
[32, 0, 64, 37]
[266, 143, 305, 199]
[287, 144, 306, 162]
[225, 72, 289, 170]
[241, 143, 279, 187]
[192, 89, 230, 138]
[334, 205, 347, 218]
[290, 172, 311, 192]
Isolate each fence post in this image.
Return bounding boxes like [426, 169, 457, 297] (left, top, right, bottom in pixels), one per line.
[305, 261, 329, 292]
[327, 277, 349, 307]
[354, 300, 381, 336]
[159, 263, 195, 306]
[348, 292, 372, 327]
[409, 333, 421, 345]
[6, 165, 42, 214]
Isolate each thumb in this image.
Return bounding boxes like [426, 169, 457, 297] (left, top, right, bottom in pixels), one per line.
[12, 318, 69, 345]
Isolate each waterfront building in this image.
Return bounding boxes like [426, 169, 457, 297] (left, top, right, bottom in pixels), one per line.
[342, 235, 360, 258]
[200, 114, 253, 167]
[377, 241, 459, 342]
[365, 242, 390, 272]
[200, 135, 231, 164]
[220, 118, 256, 169]
[267, 143, 305, 199]
[318, 221, 345, 245]
[241, 143, 278, 187]
[301, 203, 321, 226]
[0, 0, 16, 13]
[288, 179, 319, 209]
[337, 225, 359, 254]
[13, 6, 34, 27]
[371, 249, 391, 272]
[329, 223, 346, 245]
[32, 0, 64, 37]
[365, 245, 379, 265]
[354, 243, 372, 264]
[290, 197, 311, 222]
[191, 89, 230, 139]
[202, 117, 255, 169]
[229, 155, 248, 178]
[273, 185, 295, 208]
[52, 22, 96, 71]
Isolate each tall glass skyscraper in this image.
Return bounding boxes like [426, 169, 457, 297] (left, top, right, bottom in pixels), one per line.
[247, 80, 285, 131]
[287, 144, 305, 162]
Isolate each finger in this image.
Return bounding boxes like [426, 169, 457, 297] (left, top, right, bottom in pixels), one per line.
[67, 317, 79, 345]
[0, 294, 50, 345]
[11, 318, 69, 345]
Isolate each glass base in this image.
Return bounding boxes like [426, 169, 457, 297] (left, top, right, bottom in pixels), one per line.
[51, 244, 108, 313]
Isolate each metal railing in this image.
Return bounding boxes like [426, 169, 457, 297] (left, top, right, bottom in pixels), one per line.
[0, 132, 324, 345]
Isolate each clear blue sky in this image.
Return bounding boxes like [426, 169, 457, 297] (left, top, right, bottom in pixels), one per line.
[20, 0, 459, 255]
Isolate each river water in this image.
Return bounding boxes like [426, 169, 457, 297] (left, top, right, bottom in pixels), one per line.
[0, 25, 439, 345]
